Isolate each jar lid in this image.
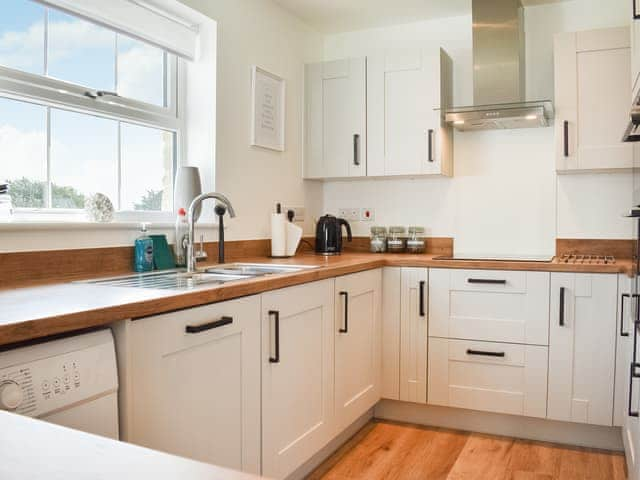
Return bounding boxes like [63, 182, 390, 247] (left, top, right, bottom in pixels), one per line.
[408, 226, 425, 235]
[371, 226, 387, 234]
[389, 226, 406, 234]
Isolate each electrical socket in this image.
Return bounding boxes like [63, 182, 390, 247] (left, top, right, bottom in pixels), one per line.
[338, 208, 360, 221]
[282, 206, 305, 222]
[360, 208, 375, 222]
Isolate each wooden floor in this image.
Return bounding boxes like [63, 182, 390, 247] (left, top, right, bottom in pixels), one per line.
[308, 420, 627, 480]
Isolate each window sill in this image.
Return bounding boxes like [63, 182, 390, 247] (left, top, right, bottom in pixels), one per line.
[0, 220, 219, 232]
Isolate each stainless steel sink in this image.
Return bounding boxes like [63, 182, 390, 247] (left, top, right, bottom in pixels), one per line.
[81, 263, 319, 291]
[82, 270, 250, 291]
[204, 263, 319, 276]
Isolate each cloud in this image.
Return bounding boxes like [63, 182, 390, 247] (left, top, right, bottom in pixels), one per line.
[0, 125, 46, 182]
[0, 22, 44, 72]
[0, 17, 114, 73]
[117, 42, 164, 105]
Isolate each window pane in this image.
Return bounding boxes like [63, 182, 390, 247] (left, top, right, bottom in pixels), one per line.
[0, 97, 46, 208]
[117, 35, 165, 106]
[47, 10, 115, 91]
[50, 109, 117, 209]
[121, 123, 173, 211]
[0, 0, 45, 74]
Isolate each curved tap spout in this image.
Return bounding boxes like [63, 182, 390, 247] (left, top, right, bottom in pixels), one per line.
[186, 192, 236, 273]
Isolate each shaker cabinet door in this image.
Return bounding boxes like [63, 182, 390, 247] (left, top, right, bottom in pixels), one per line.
[547, 273, 618, 426]
[261, 279, 335, 480]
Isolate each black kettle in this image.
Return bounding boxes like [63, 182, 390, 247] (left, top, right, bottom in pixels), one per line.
[315, 214, 352, 255]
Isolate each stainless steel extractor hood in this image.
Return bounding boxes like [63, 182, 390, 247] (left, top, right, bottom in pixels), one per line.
[445, 0, 553, 131]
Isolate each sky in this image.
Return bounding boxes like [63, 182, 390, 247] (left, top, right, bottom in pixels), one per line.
[0, 0, 172, 211]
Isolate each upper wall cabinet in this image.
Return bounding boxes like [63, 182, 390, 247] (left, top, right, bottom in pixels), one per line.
[554, 27, 632, 173]
[304, 58, 367, 179]
[368, 49, 453, 177]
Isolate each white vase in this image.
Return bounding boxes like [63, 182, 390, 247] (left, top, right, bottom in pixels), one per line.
[174, 166, 202, 221]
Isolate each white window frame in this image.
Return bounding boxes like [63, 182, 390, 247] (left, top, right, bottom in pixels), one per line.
[0, 7, 185, 224]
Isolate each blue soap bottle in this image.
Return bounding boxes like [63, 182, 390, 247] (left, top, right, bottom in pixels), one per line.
[134, 223, 154, 272]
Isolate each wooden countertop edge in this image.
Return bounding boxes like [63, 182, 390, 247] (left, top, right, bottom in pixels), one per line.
[0, 254, 633, 347]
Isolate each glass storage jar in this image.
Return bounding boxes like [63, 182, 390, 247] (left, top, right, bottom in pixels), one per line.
[406, 226, 426, 254]
[387, 226, 406, 253]
[370, 226, 387, 253]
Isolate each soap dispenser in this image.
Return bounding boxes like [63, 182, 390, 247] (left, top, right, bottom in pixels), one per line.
[134, 223, 154, 272]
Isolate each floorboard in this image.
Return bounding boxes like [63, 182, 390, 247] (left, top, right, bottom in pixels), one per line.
[308, 420, 627, 480]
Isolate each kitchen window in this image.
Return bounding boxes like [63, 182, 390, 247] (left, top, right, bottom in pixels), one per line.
[0, 0, 185, 220]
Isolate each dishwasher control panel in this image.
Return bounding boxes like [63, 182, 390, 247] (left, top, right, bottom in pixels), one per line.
[0, 330, 118, 418]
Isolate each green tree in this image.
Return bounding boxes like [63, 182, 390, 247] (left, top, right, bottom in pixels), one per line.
[7, 177, 86, 209]
[134, 189, 163, 211]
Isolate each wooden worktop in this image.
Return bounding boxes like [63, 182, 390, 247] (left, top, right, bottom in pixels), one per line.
[0, 251, 632, 348]
[0, 411, 263, 480]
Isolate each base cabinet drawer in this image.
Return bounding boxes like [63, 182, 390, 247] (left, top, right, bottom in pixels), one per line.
[428, 338, 548, 418]
[429, 269, 550, 345]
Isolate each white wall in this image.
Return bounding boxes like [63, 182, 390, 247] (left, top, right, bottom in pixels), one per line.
[321, 0, 633, 256]
[180, 0, 324, 241]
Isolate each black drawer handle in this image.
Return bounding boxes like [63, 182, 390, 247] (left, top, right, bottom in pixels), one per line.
[353, 134, 360, 166]
[269, 310, 280, 363]
[427, 129, 434, 162]
[559, 287, 566, 327]
[185, 316, 232, 334]
[563, 120, 569, 157]
[339, 291, 349, 333]
[466, 349, 505, 358]
[467, 278, 507, 285]
[419, 281, 425, 317]
[622, 293, 631, 337]
[630, 362, 640, 417]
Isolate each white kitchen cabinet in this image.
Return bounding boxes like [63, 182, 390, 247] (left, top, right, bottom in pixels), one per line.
[400, 268, 429, 403]
[428, 337, 548, 418]
[334, 269, 382, 431]
[548, 273, 618, 426]
[367, 49, 453, 177]
[261, 279, 335, 480]
[126, 296, 261, 474]
[554, 27, 632, 172]
[304, 58, 367, 179]
[616, 272, 640, 480]
[429, 269, 550, 346]
[381, 267, 401, 400]
[616, 274, 635, 427]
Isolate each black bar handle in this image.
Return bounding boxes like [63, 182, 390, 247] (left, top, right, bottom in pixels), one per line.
[622, 293, 631, 337]
[428, 129, 434, 162]
[563, 120, 569, 157]
[630, 363, 640, 417]
[269, 310, 280, 363]
[339, 291, 349, 333]
[634, 0, 640, 19]
[185, 316, 232, 334]
[559, 287, 566, 327]
[466, 349, 505, 358]
[467, 278, 507, 285]
[353, 134, 360, 166]
[419, 281, 426, 317]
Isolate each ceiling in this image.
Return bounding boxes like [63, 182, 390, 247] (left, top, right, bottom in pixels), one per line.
[273, 0, 572, 33]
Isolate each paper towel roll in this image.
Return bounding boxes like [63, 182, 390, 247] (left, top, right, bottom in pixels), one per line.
[271, 213, 286, 257]
[285, 222, 303, 257]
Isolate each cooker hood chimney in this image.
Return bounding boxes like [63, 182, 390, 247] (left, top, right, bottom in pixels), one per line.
[445, 0, 553, 131]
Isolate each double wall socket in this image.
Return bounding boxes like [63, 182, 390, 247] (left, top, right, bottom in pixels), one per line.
[281, 206, 305, 222]
[338, 208, 375, 222]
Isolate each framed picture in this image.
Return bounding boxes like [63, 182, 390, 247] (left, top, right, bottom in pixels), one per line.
[250, 66, 285, 151]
